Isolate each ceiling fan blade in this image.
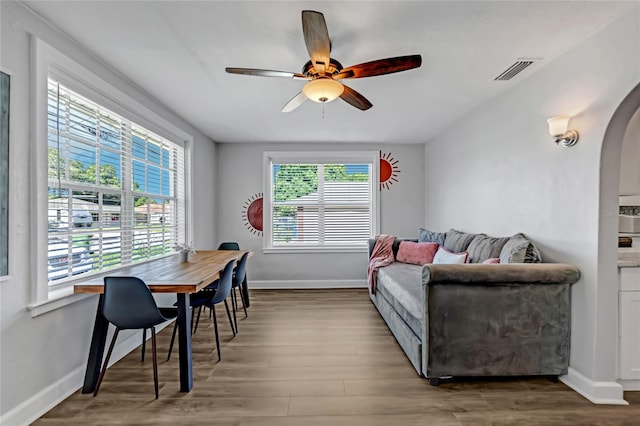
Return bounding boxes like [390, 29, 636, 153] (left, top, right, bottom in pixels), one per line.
[335, 55, 422, 79]
[339, 84, 373, 111]
[302, 11, 331, 70]
[226, 68, 309, 80]
[281, 92, 308, 113]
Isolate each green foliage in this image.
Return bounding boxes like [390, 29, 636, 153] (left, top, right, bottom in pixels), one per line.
[273, 164, 368, 202]
[134, 196, 157, 207]
[48, 147, 66, 179]
[70, 160, 88, 182]
[48, 147, 121, 187]
[85, 164, 120, 187]
[324, 164, 369, 182]
[273, 165, 318, 202]
[273, 164, 369, 218]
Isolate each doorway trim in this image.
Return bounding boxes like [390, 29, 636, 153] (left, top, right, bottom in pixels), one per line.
[595, 82, 640, 400]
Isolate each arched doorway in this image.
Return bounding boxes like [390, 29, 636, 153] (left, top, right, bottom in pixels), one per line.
[597, 82, 640, 397]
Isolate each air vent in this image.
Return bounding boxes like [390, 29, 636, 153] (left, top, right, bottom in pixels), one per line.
[494, 59, 539, 81]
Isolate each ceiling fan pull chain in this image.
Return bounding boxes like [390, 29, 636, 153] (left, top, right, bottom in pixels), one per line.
[322, 102, 325, 119]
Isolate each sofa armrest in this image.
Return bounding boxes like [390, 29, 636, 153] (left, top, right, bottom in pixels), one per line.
[368, 238, 376, 258]
[421, 263, 580, 286]
[420, 262, 579, 378]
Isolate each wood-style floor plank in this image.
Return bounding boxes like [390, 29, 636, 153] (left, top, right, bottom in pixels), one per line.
[32, 289, 640, 425]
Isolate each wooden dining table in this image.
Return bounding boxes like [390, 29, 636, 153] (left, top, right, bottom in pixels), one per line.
[74, 249, 252, 393]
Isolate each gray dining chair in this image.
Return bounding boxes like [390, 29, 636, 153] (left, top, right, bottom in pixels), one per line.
[218, 241, 250, 317]
[167, 259, 236, 362]
[94, 276, 176, 399]
[230, 252, 249, 332]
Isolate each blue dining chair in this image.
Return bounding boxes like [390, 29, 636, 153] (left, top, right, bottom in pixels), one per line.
[167, 259, 235, 362]
[229, 252, 249, 332]
[166, 285, 236, 361]
[218, 241, 240, 250]
[218, 241, 250, 318]
[94, 276, 177, 399]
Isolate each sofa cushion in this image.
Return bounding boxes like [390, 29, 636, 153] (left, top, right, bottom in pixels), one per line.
[499, 233, 542, 263]
[443, 229, 478, 253]
[376, 263, 423, 337]
[396, 241, 438, 265]
[433, 246, 469, 264]
[391, 238, 417, 258]
[467, 234, 511, 263]
[418, 228, 446, 246]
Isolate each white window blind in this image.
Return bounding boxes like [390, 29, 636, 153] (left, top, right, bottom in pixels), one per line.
[264, 152, 378, 251]
[46, 79, 186, 286]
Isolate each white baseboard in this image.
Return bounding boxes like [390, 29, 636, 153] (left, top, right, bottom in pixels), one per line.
[561, 367, 628, 405]
[248, 279, 367, 289]
[1, 363, 86, 426]
[1, 323, 172, 426]
[618, 379, 640, 391]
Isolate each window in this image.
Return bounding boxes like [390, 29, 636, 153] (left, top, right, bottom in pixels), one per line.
[46, 80, 187, 286]
[263, 151, 378, 252]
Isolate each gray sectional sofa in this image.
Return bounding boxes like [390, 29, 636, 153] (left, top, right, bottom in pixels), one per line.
[368, 229, 580, 385]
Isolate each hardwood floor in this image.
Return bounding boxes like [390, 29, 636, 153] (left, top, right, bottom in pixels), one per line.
[34, 289, 640, 425]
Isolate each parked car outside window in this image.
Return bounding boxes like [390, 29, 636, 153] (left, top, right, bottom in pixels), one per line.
[72, 209, 93, 228]
[47, 239, 94, 282]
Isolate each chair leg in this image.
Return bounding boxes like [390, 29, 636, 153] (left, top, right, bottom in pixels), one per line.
[167, 321, 178, 361]
[241, 275, 250, 310]
[211, 305, 221, 362]
[151, 326, 159, 399]
[94, 327, 120, 397]
[239, 287, 248, 318]
[193, 306, 202, 334]
[231, 289, 239, 333]
[224, 299, 236, 336]
[141, 328, 146, 362]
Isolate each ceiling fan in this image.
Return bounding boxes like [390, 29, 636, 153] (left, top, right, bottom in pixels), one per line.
[225, 10, 422, 112]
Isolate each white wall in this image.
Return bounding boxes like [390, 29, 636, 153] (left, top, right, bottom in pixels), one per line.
[424, 9, 640, 403]
[0, 2, 218, 423]
[619, 107, 640, 195]
[216, 143, 424, 286]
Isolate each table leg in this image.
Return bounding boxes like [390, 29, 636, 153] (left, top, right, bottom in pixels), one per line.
[176, 292, 193, 392]
[81, 294, 109, 393]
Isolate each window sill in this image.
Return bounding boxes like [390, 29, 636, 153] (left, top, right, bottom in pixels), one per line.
[263, 246, 368, 254]
[29, 254, 183, 317]
[28, 286, 95, 317]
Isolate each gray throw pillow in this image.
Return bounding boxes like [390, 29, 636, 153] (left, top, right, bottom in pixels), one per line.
[467, 234, 511, 263]
[443, 229, 478, 253]
[418, 228, 445, 246]
[499, 233, 542, 263]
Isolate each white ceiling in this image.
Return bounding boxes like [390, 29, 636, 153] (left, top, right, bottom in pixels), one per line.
[24, 1, 635, 144]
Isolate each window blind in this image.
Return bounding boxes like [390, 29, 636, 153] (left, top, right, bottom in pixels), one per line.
[46, 79, 186, 286]
[269, 161, 374, 248]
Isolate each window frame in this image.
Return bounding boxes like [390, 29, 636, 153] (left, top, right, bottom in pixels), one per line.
[0, 70, 10, 279]
[263, 151, 379, 254]
[30, 38, 193, 311]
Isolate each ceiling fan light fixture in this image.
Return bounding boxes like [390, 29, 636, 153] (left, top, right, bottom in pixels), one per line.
[302, 78, 344, 103]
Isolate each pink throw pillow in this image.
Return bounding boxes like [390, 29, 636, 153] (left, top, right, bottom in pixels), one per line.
[482, 258, 501, 264]
[396, 241, 439, 265]
[432, 246, 469, 264]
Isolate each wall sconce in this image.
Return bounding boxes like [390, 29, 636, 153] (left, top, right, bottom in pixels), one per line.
[547, 115, 579, 147]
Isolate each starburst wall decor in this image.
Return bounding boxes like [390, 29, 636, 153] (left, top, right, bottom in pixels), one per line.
[242, 193, 263, 236]
[380, 151, 400, 190]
